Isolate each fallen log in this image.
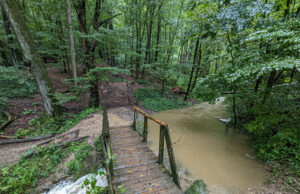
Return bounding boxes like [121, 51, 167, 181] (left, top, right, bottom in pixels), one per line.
[0, 111, 13, 131]
[24, 136, 88, 158]
[0, 134, 54, 145]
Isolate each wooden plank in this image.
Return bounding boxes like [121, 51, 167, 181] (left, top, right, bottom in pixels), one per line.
[133, 106, 167, 126]
[158, 125, 165, 164]
[164, 126, 181, 189]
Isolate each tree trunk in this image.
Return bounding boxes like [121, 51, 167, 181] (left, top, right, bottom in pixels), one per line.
[154, 16, 161, 63]
[184, 37, 200, 101]
[66, 0, 77, 86]
[142, 3, 156, 78]
[74, 0, 90, 71]
[191, 44, 202, 91]
[90, 0, 102, 65]
[0, 0, 60, 116]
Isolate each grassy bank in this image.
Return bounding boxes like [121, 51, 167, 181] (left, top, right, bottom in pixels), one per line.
[134, 87, 191, 111]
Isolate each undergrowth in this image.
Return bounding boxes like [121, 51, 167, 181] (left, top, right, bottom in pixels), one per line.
[26, 107, 102, 137]
[0, 143, 66, 193]
[66, 142, 95, 180]
[134, 87, 190, 111]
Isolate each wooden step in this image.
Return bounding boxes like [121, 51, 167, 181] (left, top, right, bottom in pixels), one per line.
[110, 125, 182, 194]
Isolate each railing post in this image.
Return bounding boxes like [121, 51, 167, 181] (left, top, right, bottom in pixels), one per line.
[143, 116, 148, 142]
[158, 125, 165, 164]
[133, 109, 137, 131]
[164, 125, 181, 189]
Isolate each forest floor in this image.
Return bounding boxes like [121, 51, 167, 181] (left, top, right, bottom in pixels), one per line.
[0, 64, 297, 193]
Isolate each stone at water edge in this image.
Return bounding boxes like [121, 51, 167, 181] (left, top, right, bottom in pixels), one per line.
[185, 180, 207, 194]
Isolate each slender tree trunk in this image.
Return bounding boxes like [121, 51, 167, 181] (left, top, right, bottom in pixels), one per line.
[142, 4, 155, 78]
[227, 31, 237, 125]
[66, 0, 77, 86]
[154, 16, 161, 63]
[184, 37, 200, 101]
[0, 0, 60, 116]
[56, 17, 70, 74]
[191, 44, 202, 91]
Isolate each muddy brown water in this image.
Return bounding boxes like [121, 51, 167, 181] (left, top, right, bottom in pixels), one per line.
[147, 99, 268, 193]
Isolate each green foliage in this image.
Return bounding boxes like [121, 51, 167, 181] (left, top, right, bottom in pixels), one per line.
[134, 88, 190, 111]
[0, 112, 6, 126]
[28, 107, 102, 137]
[14, 128, 30, 138]
[0, 144, 65, 193]
[81, 169, 107, 194]
[66, 142, 93, 180]
[0, 66, 37, 99]
[0, 97, 9, 112]
[53, 93, 80, 105]
[22, 109, 37, 115]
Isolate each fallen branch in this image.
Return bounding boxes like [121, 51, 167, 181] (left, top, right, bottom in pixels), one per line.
[24, 136, 89, 158]
[37, 129, 80, 146]
[0, 111, 13, 131]
[0, 134, 54, 145]
[0, 135, 14, 139]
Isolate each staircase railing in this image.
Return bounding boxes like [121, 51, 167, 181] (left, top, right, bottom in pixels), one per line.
[133, 106, 181, 189]
[101, 107, 114, 194]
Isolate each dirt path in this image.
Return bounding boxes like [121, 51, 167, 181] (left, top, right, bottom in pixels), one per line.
[0, 107, 135, 167]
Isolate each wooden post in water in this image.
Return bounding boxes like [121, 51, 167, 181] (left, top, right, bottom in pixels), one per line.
[158, 125, 165, 164]
[143, 116, 148, 142]
[164, 125, 181, 189]
[133, 109, 137, 131]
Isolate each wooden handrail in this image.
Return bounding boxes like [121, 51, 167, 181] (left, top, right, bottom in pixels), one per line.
[132, 106, 181, 189]
[101, 107, 114, 194]
[133, 106, 167, 126]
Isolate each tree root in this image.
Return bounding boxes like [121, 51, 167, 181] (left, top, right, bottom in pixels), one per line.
[0, 111, 13, 131]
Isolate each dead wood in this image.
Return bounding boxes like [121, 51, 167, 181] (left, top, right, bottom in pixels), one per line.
[0, 134, 54, 145]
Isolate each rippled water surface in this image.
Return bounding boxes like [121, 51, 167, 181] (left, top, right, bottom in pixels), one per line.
[147, 100, 267, 193]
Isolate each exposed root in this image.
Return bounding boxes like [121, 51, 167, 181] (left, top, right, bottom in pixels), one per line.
[0, 111, 13, 131]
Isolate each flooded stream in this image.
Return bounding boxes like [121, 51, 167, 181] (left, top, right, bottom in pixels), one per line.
[147, 99, 268, 193]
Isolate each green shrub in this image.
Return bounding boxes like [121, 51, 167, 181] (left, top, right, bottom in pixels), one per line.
[29, 107, 102, 137]
[0, 66, 37, 99]
[0, 144, 65, 193]
[133, 88, 161, 101]
[244, 104, 300, 176]
[142, 97, 190, 111]
[134, 88, 190, 111]
[66, 143, 93, 180]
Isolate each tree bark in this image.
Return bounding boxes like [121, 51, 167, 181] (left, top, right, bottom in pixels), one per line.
[142, 2, 156, 78]
[66, 0, 77, 86]
[74, 0, 90, 71]
[0, 0, 60, 116]
[184, 37, 200, 101]
[191, 44, 202, 91]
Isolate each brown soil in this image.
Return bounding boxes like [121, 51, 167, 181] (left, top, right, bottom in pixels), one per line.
[3, 65, 143, 136]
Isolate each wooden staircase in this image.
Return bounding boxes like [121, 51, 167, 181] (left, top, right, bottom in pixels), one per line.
[110, 125, 182, 193]
[101, 107, 182, 194]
